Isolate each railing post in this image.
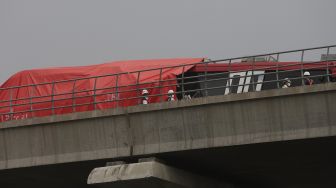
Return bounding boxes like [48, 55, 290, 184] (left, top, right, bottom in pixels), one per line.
[51, 82, 55, 115]
[159, 68, 163, 102]
[326, 47, 330, 83]
[29, 85, 33, 116]
[72, 80, 77, 113]
[300, 50, 305, 86]
[204, 61, 208, 97]
[276, 53, 280, 88]
[226, 59, 232, 95]
[181, 65, 185, 98]
[115, 74, 119, 108]
[93, 77, 98, 110]
[9, 88, 13, 120]
[251, 57, 255, 91]
[136, 72, 141, 104]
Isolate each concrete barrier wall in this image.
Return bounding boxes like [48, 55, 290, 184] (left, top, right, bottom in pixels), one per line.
[0, 83, 335, 170]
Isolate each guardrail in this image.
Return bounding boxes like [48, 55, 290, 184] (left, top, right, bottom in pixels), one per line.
[0, 45, 335, 122]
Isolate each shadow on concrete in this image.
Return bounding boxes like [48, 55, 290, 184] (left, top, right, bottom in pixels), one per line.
[0, 136, 335, 188]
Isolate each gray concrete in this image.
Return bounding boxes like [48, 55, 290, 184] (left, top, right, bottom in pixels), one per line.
[0, 83, 336, 170]
[1, 137, 335, 188]
[88, 160, 233, 188]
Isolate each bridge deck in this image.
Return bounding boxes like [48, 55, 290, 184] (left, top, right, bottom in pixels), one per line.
[0, 83, 335, 170]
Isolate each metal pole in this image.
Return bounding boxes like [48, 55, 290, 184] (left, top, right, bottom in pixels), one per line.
[226, 59, 232, 95]
[9, 88, 13, 120]
[159, 68, 163, 102]
[72, 80, 77, 113]
[136, 72, 141, 104]
[276, 53, 280, 88]
[51, 82, 55, 115]
[251, 57, 255, 91]
[300, 50, 305, 86]
[93, 78, 98, 110]
[181, 65, 185, 98]
[204, 61, 208, 97]
[29, 86, 33, 117]
[326, 47, 330, 83]
[115, 74, 119, 108]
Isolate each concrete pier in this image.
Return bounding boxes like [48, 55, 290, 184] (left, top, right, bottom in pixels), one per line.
[88, 159, 234, 188]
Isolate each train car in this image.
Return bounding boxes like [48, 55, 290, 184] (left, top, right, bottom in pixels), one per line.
[0, 58, 203, 122]
[0, 57, 335, 122]
[175, 60, 336, 99]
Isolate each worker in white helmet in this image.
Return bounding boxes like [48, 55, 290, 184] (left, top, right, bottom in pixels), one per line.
[141, 89, 149, 104]
[303, 71, 313, 86]
[167, 89, 175, 101]
[183, 94, 192, 100]
[282, 78, 291, 88]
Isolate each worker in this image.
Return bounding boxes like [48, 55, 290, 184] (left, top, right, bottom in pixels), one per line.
[183, 94, 192, 100]
[167, 89, 175, 101]
[141, 89, 149, 104]
[303, 71, 313, 86]
[282, 78, 291, 88]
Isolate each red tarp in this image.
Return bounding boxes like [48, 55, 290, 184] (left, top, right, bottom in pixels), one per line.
[0, 58, 204, 122]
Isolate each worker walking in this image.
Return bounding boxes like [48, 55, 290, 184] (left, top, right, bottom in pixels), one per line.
[167, 90, 175, 101]
[282, 78, 291, 88]
[141, 89, 149, 104]
[303, 71, 313, 86]
[183, 94, 192, 100]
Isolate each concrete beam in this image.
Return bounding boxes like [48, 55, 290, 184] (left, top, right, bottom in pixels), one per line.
[87, 160, 234, 188]
[1, 83, 336, 170]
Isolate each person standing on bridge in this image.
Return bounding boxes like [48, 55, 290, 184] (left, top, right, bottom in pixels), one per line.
[303, 71, 314, 86]
[141, 89, 149, 104]
[282, 78, 291, 88]
[167, 89, 175, 101]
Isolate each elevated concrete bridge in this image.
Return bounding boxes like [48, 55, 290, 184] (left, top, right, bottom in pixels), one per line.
[0, 83, 336, 187]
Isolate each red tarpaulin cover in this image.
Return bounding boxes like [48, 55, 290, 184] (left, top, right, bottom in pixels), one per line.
[0, 58, 204, 122]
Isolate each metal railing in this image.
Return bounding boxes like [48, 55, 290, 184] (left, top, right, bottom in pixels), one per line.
[0, 45, 335, 122]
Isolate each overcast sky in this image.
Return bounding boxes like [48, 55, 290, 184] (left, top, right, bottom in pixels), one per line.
[1, 0, 336, 84]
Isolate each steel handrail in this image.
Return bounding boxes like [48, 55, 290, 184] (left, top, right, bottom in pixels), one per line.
[1, 45, 335, 122]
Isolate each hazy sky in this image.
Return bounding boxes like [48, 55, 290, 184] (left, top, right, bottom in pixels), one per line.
[1, 0, 336, 84]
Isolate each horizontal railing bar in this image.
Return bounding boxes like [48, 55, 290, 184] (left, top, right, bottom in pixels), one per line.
[1, 45, 335, 91]
[1, 62, 334, 109]
[1, 45, 336, 121]
[0, 68, 332, 115]
[212, 45, 336, 63]
[0, 59, 334, 104]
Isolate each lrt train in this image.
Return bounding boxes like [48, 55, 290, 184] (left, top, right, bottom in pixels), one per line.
[176, 59, 335, 99]
[0, 57, 335, 122]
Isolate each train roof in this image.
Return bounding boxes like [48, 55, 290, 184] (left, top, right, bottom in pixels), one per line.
[191, 61, 336, 75]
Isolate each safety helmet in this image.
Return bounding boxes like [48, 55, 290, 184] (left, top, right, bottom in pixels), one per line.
[304, 71, 310, 76]
[141, 89, 149, 95]
[167, 90, 174, 94]
[284, 78, 291, 83]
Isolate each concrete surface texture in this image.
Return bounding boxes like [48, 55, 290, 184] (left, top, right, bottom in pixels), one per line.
[88, 159, 233, 188]
[0, 83, 335, 171]
[0, 83, 336, 169]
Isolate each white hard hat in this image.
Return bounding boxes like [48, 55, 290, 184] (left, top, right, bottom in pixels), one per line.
[284, 78, 291, 83]
[167, 90, 174, 94]
[304, 71, 310, 76]
[142, 89, 149, 95]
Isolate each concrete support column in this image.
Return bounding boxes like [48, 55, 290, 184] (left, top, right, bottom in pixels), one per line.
[87, 158, 234, 188]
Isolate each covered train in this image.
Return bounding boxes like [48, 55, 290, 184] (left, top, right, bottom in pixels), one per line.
[0, 57, 335, 122]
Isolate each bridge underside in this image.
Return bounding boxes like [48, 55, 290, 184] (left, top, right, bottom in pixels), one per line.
[1, 136, 335, 188]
